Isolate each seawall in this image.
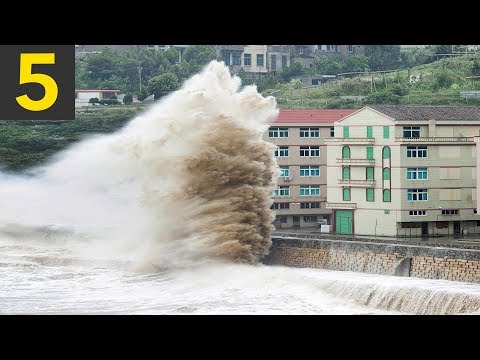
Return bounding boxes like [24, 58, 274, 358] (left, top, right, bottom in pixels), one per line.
[263, 236, 480, 283]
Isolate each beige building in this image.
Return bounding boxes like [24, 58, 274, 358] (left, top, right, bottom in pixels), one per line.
[265, 109, 356, 228]
[326, 105, 480, 237]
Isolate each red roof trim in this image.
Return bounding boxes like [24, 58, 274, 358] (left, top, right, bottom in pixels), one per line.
[272, 109, 357, 124]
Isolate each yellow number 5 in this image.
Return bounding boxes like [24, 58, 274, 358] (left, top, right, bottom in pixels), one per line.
[16, 53, 58, 111]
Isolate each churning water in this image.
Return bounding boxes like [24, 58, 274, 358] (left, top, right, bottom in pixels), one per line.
[0, 61, 480, 314]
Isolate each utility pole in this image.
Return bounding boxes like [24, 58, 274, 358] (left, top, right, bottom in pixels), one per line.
[138, 64, 143, 92]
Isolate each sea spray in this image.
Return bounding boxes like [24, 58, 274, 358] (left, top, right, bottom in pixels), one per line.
[0, 61, 279, 265]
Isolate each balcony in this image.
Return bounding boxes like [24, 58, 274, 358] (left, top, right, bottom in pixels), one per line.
[325, 137, 375, 145]
[326, 202, 357, 209]
[337, 179, 375, 187]
[395, 137, 475, 144]
[336, 158, 375, 166]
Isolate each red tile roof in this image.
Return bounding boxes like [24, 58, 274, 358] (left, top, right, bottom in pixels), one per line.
[272, 109, 357, 123]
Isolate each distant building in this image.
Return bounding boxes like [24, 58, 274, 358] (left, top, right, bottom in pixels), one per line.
[314, 45, 365, 56]
[75, 89, 121, 107]
[265, 109, 357, 228]
[325, 105, 480, 237]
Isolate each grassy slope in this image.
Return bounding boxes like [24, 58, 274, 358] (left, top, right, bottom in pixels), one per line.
[0, 106, 145, 172]
[264, 54, 480, 109]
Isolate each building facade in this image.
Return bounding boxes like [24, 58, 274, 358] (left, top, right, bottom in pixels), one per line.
[265, 109, 356, 229]
[326, 106, 480, 237]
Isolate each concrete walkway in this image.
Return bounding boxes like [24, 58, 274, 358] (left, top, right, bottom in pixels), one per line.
[273, 228, 480, 247]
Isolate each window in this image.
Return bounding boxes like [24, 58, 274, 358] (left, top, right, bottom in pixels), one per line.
[303, 216, 318, 222]
[257, 54, 264, 66]
[300, 166, 320, 177]
[383, 126, 390, 139]
[348, 45, 354, 52]
[300, 128, 320, 137]
[436, 221, 449, 229]
[403, 126, 420, 138]
[232, 52, 241, 66]
[366, 147, 374, 160]
[223, 52, 231, 65]
[342, 166, 350, 180]
[300, 186, 320, 196]
[384, 210, 390, 214]
[342, 146, 350, 159]
[270, 54, 276, 70]
[279, 216, 288, 223]
[343, 126, 349, 138]
[442, 209, 459, 215]
[271, 203, 290, 210]
[244, 53, 251, 66]
[282, 55, 287, 68]
[330, 127, 335, 137]
[366, 167, 374, 180]
[273, 186, 290, 196]
[275, 146, 289, 157]
[279, 166, 289, 177]
[401, 222, 421, 228]
[475, 209, 478, 214]
[382, 146, 390, 159]
[407, 146, 427, 158]
[300, 146, 320, 157]
[367, 126, 373, 138]
[477, 220, 480, 226]
[301, 202, 321, 209]
[409, 210, 426, 216]
[383, 167, 390, 180]
[407, 189, 428, 201]
[407, 168, 428, 180]
[366, 188, 375, 202]
[383, 189, 391, 202]
[343, 187, 351, 201]
[268, 127, 289, 138]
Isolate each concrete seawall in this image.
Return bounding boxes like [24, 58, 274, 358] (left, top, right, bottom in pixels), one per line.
[263, 236, 480, 283]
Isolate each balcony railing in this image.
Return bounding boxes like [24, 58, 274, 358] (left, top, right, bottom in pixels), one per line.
[336, 158, 375, 165]
[325, 137, 375, 144]
[395, 136, 475, 143]
[337, 179, 376, 187]
[325, 202, 357, 209]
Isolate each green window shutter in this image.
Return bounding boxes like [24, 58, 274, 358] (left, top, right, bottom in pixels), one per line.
[342, 146, 350, 159]
[383, 126, 390, 139]
[384, 210, 390, 214]
[383, 189, 391, 202]
[366, 188, 374, 202]
[343, 126, 349, 138]
[343, 187, 351, 201]
[342, 166, 350, 180]
[366, 167, 374, 180]
[382, 146, 390, 159]
[366, 146, 374, 159]
[367, 126, 373, 138]
[383, 167, 391, 180]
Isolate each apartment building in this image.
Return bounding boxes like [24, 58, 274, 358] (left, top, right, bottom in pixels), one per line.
[325, 105, 480, 237]
[265, 109, 356, 229]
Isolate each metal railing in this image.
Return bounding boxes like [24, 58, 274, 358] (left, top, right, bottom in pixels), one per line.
[336, 158, 375, 164]
[325, 202, 357, 209]
[395, 137, 475, 143]
[337, 179, 376, 187]
[325, 137, 375, 143]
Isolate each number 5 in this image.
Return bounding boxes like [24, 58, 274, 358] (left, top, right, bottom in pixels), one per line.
[16, 53, 58, 111]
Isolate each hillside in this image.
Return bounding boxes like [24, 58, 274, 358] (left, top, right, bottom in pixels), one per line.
[263, 54, 480, 109]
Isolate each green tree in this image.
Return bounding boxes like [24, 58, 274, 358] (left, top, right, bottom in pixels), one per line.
[313, 56, 341, 74]
[472, 59, 480, 76]
[89, 97, 100, 104]
[279, 61, 305, 82]
[434, 69, 455, 89]
[138, 87, 149, 101]
[364, 45, 401, 71]
[123, 94, 133, 104]
[147, 73, 180, 99]
[342, 55, 370, 73]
